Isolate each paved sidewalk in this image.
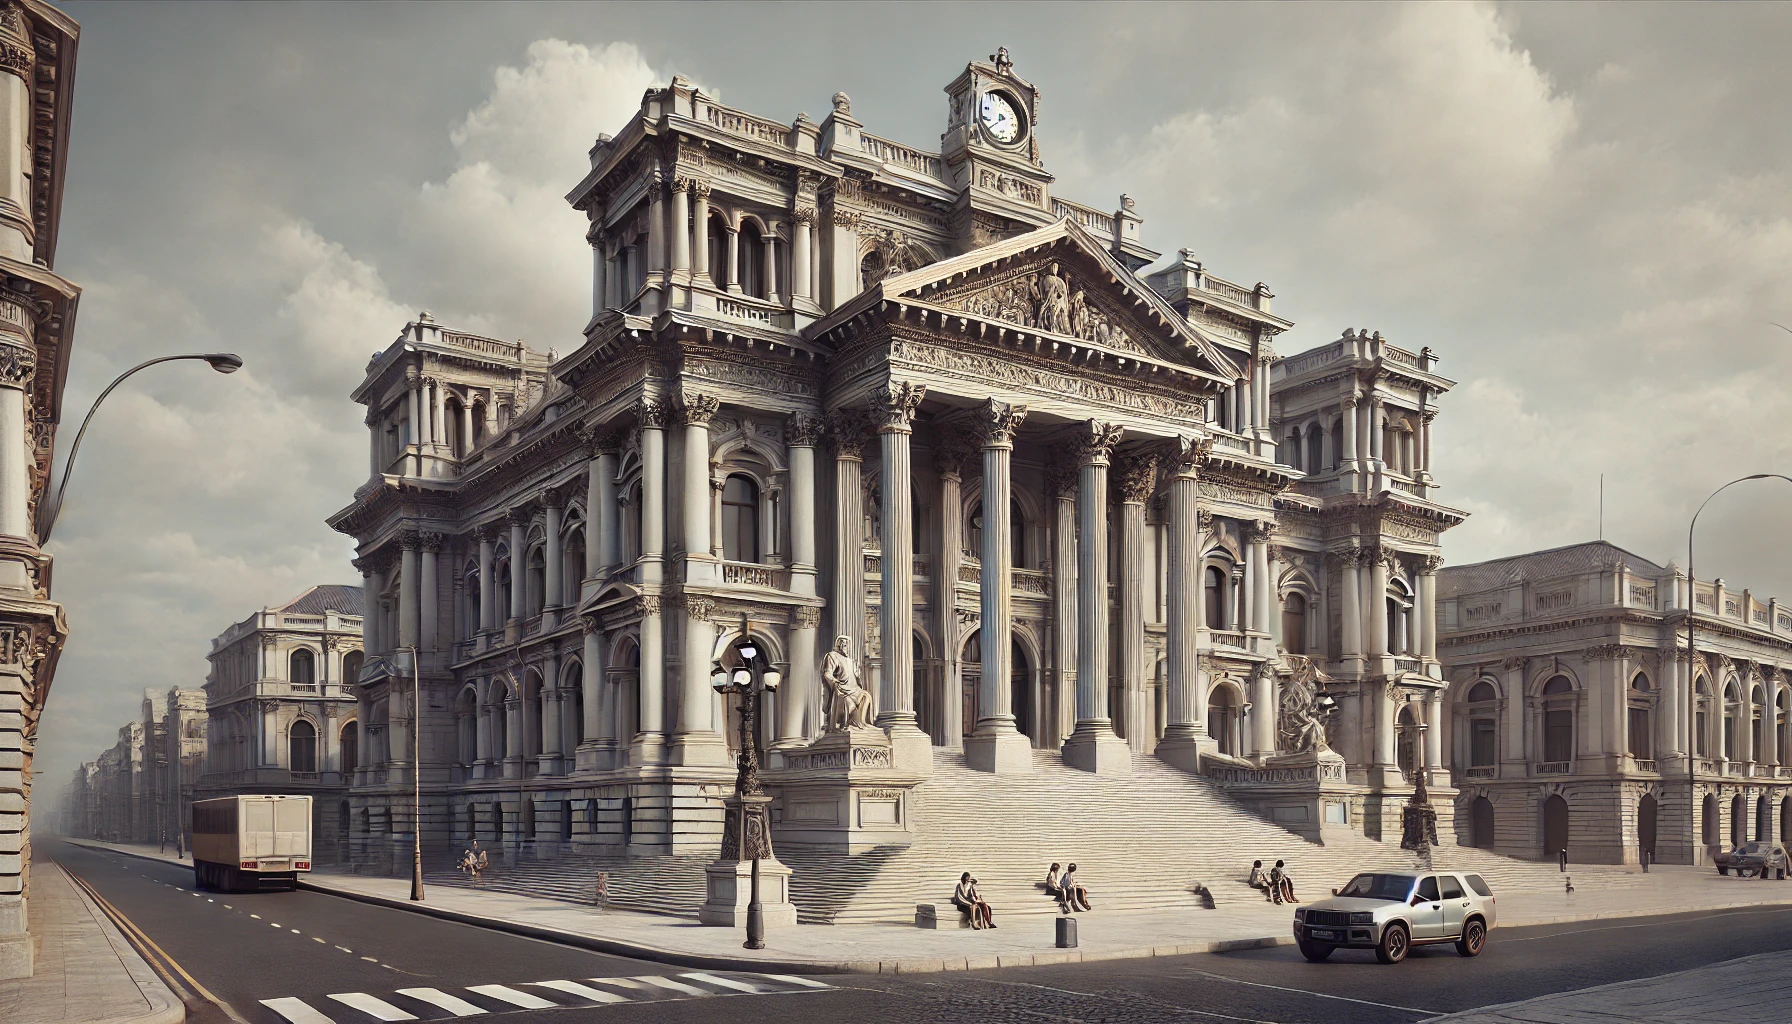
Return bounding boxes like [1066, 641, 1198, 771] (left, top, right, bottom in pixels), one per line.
[1424, 948, 1792, 1023]
[0, 858, 184, 1024]
[68, 838, 1792, 976]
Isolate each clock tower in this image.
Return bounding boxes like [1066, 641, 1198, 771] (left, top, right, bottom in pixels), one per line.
[942, 47, 1057, 252]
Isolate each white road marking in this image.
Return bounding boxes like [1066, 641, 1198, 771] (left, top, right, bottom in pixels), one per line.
[336, 946, 353, 953]
[271, 922, 282, 928]
[292, 929, 301, 934]
[464, 985, 557, 1009]
[760, 974, 833, 989]
[681, 972, 762, 993]
[362, 956, 378, 962]
[207, 899, 214, 903]
[327, 993, 418, 1021]
[586, 977, 649, 991]
[532, 980, 628, 1004]
[395, 988, 488, 1016]
[633, 975, 709, 996]
[250, 914, 261, 919]
[1179, 968, 1439, 1015]
[223, 905, 232, 909]
[260, 997, 337, 1024]
[313, 937, 326, 943]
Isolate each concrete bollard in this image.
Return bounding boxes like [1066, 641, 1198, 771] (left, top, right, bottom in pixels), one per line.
[1056, 915, 1078, 948]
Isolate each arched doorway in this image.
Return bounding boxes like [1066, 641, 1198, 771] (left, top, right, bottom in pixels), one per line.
[1395, 704, 1420, 779]
[960, 631, 980, 741]
[1011, 639, 1032, 745]
[1731, 794, 1745, 846]
[1638, 794, 1657, 861]
[1758, 795, 1771, 842]
[1208, 684, 1242, 756]
[1703, 793, 1718, 845]
[1542, 795, 1569, 859]
[1782, 797, 1792, 844]
[1471, 796, 1495, 849]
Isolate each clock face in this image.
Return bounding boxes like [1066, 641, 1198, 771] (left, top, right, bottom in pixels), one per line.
[979, 91, 1023, 144]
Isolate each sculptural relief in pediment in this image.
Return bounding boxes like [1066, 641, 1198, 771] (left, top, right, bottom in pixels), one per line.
[932, 260, 1155, 359]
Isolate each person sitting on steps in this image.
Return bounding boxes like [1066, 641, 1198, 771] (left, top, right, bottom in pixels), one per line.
[1045, 862, 1068, 910]
[1247, 859, 1274, 901]
[954, 872, 996, 929]
[1062, 862, 1092, 912]
[1269, 859, 1299, 904]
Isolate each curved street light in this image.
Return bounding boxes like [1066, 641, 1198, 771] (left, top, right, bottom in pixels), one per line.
[1685, 473, 1792, 866]
[37, 352, 243, 544]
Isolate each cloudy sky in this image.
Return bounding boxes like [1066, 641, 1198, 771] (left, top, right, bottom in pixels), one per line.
[35, 2, 1792, 793]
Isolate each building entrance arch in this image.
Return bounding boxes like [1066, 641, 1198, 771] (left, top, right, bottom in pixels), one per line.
[1758, 795, 1771, 842]
[1702, 793, 1718, 845]
[1638, 794, 1657, 860]
[1470, 796, 1495, 849]
[1731, 794, 1746, 846]
[1542, 794, 1569, 859]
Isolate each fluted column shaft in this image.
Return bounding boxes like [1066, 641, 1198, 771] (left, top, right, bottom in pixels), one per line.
[1418, 565, 1438, 661]
[877, 389, 922, 729]
[690, 184, 710, 279]
[1370, 549, 1390, 659]
[634, 597, 666, 765]
[419, 541, 439, 650]
[1062, 422, 1130, 773]
[938, 451, 967, 749]
[581, 618, 607, 770]
[967, 404, 1029, 772]
[782, 419, 821, 745]
[588, 439, 618, 578]
[1161, 462, 1202, 742]
[477, 532, 496, 634]
[503, 696, 523, 779]
[670, 181, 690, 273]
[1117, 456, 1152, 751]
[507, 515, 527, 624]
[1341, 550, 1364, 666]
[399, 539, 420, 649]
[830, 419, 866, 681]
[792, 213, 813, 303]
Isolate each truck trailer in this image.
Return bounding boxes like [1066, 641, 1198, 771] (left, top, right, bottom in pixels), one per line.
[191, 794, 312, 892]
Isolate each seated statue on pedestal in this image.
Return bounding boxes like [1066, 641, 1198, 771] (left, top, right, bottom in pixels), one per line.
[821, 634, 876, 732]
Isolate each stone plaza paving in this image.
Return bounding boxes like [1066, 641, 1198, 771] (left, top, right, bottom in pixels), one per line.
[1426, 948, 1792, 1024]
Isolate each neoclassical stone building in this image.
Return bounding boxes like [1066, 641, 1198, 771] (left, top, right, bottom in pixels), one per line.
[329, 49, 1465, 881]
[1440, 541, 1792, 865]
[195, 585, 364, 856]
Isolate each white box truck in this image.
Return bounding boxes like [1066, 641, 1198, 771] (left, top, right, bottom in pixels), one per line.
[191, 794, 312, 892]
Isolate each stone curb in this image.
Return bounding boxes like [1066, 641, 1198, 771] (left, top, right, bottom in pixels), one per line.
[52, 861, 187, 1024]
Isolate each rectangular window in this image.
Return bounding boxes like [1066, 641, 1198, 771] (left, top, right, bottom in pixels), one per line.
[1544, 708, 1573, 763]
[1628, 707, 1652, 760]
[1471, 719, 1496, 767]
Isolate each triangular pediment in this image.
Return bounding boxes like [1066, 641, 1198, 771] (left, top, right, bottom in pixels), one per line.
[877, 218, 1240, 380]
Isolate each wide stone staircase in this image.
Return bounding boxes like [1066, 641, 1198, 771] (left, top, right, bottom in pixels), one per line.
[424, 747, 1653, 924]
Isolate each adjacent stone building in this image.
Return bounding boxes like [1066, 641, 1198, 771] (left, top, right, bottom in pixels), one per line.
[56, 687, 206, 847]
[328, 46, 1466, 895]
[194, 585, 364, 858]
[0, 0, 81, 980]
[1440, 540, 1792, 865]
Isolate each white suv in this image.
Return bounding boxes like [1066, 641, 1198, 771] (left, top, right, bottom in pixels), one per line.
[1293, 870, 1497, 964]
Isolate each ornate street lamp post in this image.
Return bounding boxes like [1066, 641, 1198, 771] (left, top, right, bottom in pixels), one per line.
[404, 646, 424, 902]
[1685, 474, 1792, 866]
[37, 352, 244, 544]
[711, 636, 780, 950]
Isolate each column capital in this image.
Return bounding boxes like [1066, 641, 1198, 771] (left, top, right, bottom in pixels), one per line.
[873, 380, 926, 433]
[0, 342, 35, 390]
[686, 178, 712, 200]
[1246, 520, 1275, 545]
[419, 531, 446, 552]
[1044, 457, 1079, 498]
[636, 396, 673, 429]
[1164, 434, 1212, 479]
[475, 522, 503, 544]
[399, 530, 421, 552]
[636, 595, 662, 618]
[683, 594, 715, 622]
[933, 426, 976, 478]
[1324, 545, 1364, 572]
[792, 205, 817, 225]
[506, 506, 532, 528]
[539, 485, 566, 510]
[1075, 420, 1125, 467]
[828, 408, 871, 459]
[785, 413, 825, 447]
[1419, 553, 1445, 575]
[791, 605, 822, 629]
[580, 610, 607, 634]
[980, 399, 1028, 449]
[579, 423, 624, 456]
[677, 391, 721, 427]
[670, 176, 692, 194]
[1114, 452, 1159, 504]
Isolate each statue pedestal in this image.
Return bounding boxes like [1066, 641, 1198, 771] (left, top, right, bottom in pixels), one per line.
[1203, 748, 1354, 843]
[766, 729, 924, 853]
[699, 793, 797, 928]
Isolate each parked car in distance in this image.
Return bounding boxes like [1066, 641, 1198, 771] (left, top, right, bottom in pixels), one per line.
[1293, 871, 1497, 964]
[1725, 842, 1790, 879]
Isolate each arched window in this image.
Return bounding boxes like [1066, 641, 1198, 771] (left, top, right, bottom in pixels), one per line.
[1724, 682, 1740, 760]
[1281, 592, 1307, 655]
[1541, 675, 1574, 764]
[289, 720, 317, 774]
[1387, 579, 1414, 655]
[470, 399, 487, 448]
[1396, 703, 1420, 777]
[526, 546, 547, 618]
[496, 553, 513, 620]
[740, 221, 766, 298]
[1751, 685, 1766, 763]
[622, 482, 643, 563]
[1778, 692, 1790, 766]
[455, 689, 478, 766]
[1628, 674, 1654, 762]
[445, 396, 464, 455]
[341, 651, 363, 688]
[1639, 794, 1657, 859]
[1466, 681, 1498, 768]
[1284, 428, 1302, 471]
[1204, 565, 1227, 630]
[1329, 420, 1344, 470]
[1731, 793, 1745, 846]
[1703, 792, 1718, 844]
[1542, 795, 1569, 857]
[1208, 684, 1242, 756]
[722, 474, 760, 562]
[706, 214, 727, 285]
[563, 526, 585, 605]
[967, 499, 1026, 568]
[464, 564, 482, 637]
[1307, 429, 1324, 475]
[1695, 677, 1712, 757]
[289, 649, 315, 689]
[339, 721, 358, 775]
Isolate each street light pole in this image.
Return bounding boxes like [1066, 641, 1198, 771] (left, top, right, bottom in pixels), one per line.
[37, 352, 243, 545]
[711, 635, 780, 950]
[406, 645, 425, 902]
[1685, 474, 1792, 867]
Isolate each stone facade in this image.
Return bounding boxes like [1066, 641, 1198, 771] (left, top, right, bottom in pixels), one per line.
[327, 50, 1464, 883]
[1440, 541, 1792, 865]
[56, 687, 205, 847]
[193, 585, 364, 860]
[0, 0, 80, 979]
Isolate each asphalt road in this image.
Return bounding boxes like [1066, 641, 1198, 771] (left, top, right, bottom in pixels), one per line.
[52, 838, 1792, 1024]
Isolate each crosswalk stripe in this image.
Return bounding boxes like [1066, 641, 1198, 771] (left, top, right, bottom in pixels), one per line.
[464, 985, 558, 1010]
[632, 975, 710, 996]
[327, 993, 418, 1021]
[261, 997, 337, 1024]
[394, 988, 487, 1016]
[680, 972, 762, 993]
[585, 977, 649, 991]
[759, 974, 833, 989]
[531, 980, 629, 1004]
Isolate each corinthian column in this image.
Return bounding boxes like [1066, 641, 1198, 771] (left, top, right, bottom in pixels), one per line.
[399, 533, 420, 650]
[1116, 451, 1157, 753]
[828, 410, 869, 698]
[670, 178, 691, 275]
[967, 400, 1032, 773]
[936, 432, 972, 750]
[1157, 437, 1213, 769]
[874, 381, 932, 771]
[780, 416, 823, 747]
[1048, 459, 1078, 747]
[1063, 420, 1132, 775]
[578, 611, 609, 772]
[1338, 547, 1364, 675]
[690, 180, 711, 282]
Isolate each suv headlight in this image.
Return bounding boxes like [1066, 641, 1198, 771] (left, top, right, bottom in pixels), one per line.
[1293, 908, 1306, 920]
[1349, 912, 1374, 925]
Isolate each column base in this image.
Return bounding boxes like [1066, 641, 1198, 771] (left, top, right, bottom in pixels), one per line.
[1062, 724, 1133, 775]
[628, 734, 667, 768]
[669, 732, 733, 767]
[965, 726, 1034, 773]
[1154, 731, 1217, 773]
[881, 720, 935, 774]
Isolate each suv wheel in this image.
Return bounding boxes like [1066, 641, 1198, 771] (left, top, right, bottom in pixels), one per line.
[1456, 918, 1487, 957]
[1296, 939, 1334, 962]
[1375, 922, 1410, 964]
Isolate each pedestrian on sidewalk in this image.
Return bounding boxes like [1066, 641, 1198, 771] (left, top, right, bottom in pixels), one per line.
[1062, 863, 1092, 911]
[1270, 859, 1299, 904]
[954, 872, 995, 929]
